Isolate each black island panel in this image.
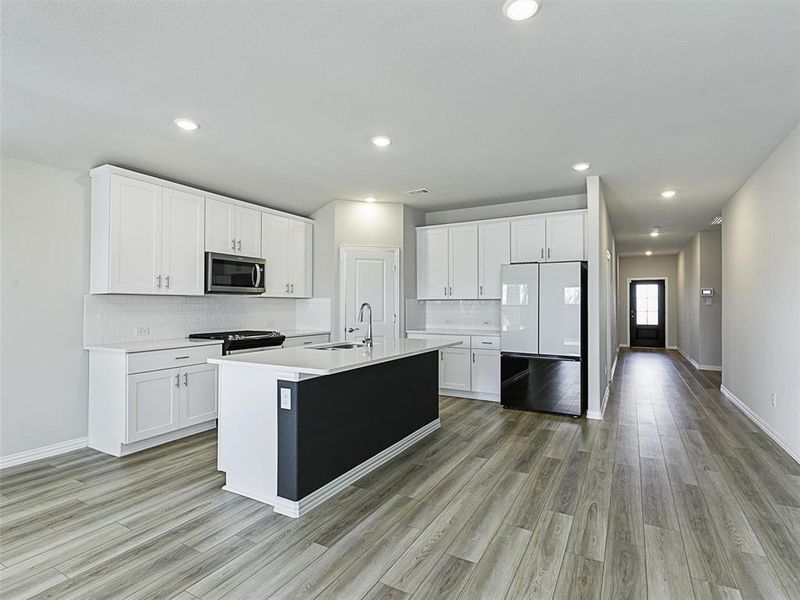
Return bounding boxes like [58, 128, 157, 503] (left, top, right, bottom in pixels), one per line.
[277, 350, 439, 501]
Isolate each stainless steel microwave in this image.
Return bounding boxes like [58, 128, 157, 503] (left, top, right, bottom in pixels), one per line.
[205, 253, 265, 294]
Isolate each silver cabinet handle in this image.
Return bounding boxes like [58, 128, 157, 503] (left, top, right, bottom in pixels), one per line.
[547, 248, 551, 259]
[540, 248, 544, 259]
[472, 352, 476, 363]
[231, 238, 236, 251]
[175, 373, 180, 388]
[479, 285, 483, 296]
[303, 341, 313, 345]
[165, 275, 170, 289]
[444, 286, 447, 296]
[290, 283, 294, 293]
[449, 286, 452, 296]
[156, 274, 162, 288]
[183, 372, 188, 386]
[440, 351, 444, 361]
[237, 239, 242, 251]
[175, 355, 190, 360]
[481, 341, 492, 345]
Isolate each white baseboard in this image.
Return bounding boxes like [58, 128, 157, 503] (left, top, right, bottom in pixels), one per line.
[229, 419, 442, 518]
[588, 385, 610, 420]
[720, 385, 800, 466]
[677, 347, 722, 372]
[666, 345, 678, 350]
[0, 436, 88, 470]
[440, 388, 500, 403]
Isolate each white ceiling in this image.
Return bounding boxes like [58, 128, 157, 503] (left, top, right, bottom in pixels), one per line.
[2, 1, 798, 254]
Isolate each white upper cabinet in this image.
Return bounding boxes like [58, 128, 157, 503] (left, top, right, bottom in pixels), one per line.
[205, 198, 262, 257]
[478, 221, 510, 299]
[161, 188, 205, 295]
[447, 224, 478, 299]
[236, 206, 262, 257]
[92, 172, 204, 295]
[510, 215, 546, 263]
[261, 213, 312, 297]
[417, 227, 449, 300]
[546, 212, 585, 262]
[107, 176, 163, 294]
[511, 212, 585, 263]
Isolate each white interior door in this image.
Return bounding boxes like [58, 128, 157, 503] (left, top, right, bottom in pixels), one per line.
[539, 262, 582, 356]
[448, 224, 478, 299]
[341, 247, 399, 343]
[162, 188, 205, 295]
[500, 263, 539, 354]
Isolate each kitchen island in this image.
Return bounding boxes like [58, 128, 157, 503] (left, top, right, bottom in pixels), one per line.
[208, 338, 457, 517]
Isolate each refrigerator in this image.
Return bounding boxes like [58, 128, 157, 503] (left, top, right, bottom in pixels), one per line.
[500, 262, 587, 417]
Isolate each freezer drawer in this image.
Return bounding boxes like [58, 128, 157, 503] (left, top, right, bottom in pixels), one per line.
[501, 353, 585, 417]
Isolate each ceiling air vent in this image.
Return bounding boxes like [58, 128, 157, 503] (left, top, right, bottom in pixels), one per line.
[710, 216, 723, 226]
[405, 188, 430, 196]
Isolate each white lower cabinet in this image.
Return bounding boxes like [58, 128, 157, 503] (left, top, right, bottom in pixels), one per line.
[471, 349, 501, 394]
[439, 348, 471, 391]
[88, 343, 221, 456]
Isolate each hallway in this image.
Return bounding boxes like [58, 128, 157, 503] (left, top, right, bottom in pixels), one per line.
[1, 350, 799, 599]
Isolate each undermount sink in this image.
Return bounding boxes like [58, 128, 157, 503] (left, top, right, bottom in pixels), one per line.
[308, 342, 367, 351]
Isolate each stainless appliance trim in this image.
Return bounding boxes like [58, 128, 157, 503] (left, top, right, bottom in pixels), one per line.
[205, 252, 266, 294]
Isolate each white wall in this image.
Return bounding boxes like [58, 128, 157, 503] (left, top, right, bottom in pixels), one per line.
[1, 156, 91, 456]
[721, 123, 800, 459]
[619, 255, 679, 348]
[677, 230, 722, 368]
[587, 176, 617, 419]
[425, 193, 586, 225]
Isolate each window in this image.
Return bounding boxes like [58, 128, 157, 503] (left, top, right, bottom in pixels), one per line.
[636, 283, 659, 325]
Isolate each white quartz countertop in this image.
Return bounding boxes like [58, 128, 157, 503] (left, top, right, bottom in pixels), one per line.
[406, 328, 501, 337]
[84, 338, 224, 353]
[280, 330, 331, 338]
[208, 338, 459, 375]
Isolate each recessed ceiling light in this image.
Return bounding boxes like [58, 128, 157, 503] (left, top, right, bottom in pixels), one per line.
[661, 190, 677, 199]
[645, 251, 653, 256]
[572, 162, 591, 172]
[650, 229, 660, 238]
[371, 136, 391, 148]
[364, 197, 377, 203]
[173, 118, 199, 131]
[503, 0, 540, 21]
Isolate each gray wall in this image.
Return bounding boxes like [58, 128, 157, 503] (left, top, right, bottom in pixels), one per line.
[618, 255, 679, 348]
[425, 193, 587, 225]
[1, 156, 90, 457]
[677, 229, 722, 367]
[722, 123, 800, 459]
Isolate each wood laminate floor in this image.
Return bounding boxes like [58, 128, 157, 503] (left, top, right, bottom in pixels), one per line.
[2, 349, 800, 600]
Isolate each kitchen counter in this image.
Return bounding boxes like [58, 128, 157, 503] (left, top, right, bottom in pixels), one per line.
[209, 338, 457, 377]
[280, 329, 332, 338]
[84, 338, 223, 353]
[406, 328, 500, 337]
[213, 337, 455, 518]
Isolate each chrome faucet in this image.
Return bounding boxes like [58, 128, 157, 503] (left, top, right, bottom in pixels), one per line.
[358, 302, 373, 347]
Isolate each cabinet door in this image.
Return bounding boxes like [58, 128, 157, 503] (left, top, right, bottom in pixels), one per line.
[478, 221, 510, 299]
[539, 262, 582, 357]
[205, 198, 236, 254]
[471, 349, 500, 394]
[440, 348, 471, 391]
[236, 206, 262, 257]
[546, 213, 585, 262]
[109, 175, 162, 294]
[127, 368, 181, 442]
[510, 216, 546, 263]
[180, 364, 218, 427]
[287, 220, 312, 297]
[162, 189, 205, 295]
[261, 214, 289, 296]
[417, 227, 449, 299]
[448, 224, 479, 299]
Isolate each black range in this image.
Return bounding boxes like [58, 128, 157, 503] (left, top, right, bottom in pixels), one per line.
[189, 330, 286, 355]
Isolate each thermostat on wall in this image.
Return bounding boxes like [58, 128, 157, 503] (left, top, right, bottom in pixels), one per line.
[700, 288, 714, 297]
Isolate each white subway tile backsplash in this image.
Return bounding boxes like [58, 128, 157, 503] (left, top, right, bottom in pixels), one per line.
[424, 300, 500, 330]
[83, 294, 329, 346]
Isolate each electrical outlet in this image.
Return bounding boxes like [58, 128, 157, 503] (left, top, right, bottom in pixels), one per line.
[134, 327, 150, 336]
[771, 393, 777, 408]
[280, 388, 292, 410]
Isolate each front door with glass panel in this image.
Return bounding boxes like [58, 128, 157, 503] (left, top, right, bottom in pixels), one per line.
[629, 280, 666, 348]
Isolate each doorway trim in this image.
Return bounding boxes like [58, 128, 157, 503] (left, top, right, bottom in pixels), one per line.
[626, 277, 670, 348]
[338, 245, 401, 341]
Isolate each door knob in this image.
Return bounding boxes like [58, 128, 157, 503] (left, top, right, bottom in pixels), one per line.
[347, 327, 360, 333]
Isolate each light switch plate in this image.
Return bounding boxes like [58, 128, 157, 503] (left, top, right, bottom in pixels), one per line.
[280, 388, 292, 410]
